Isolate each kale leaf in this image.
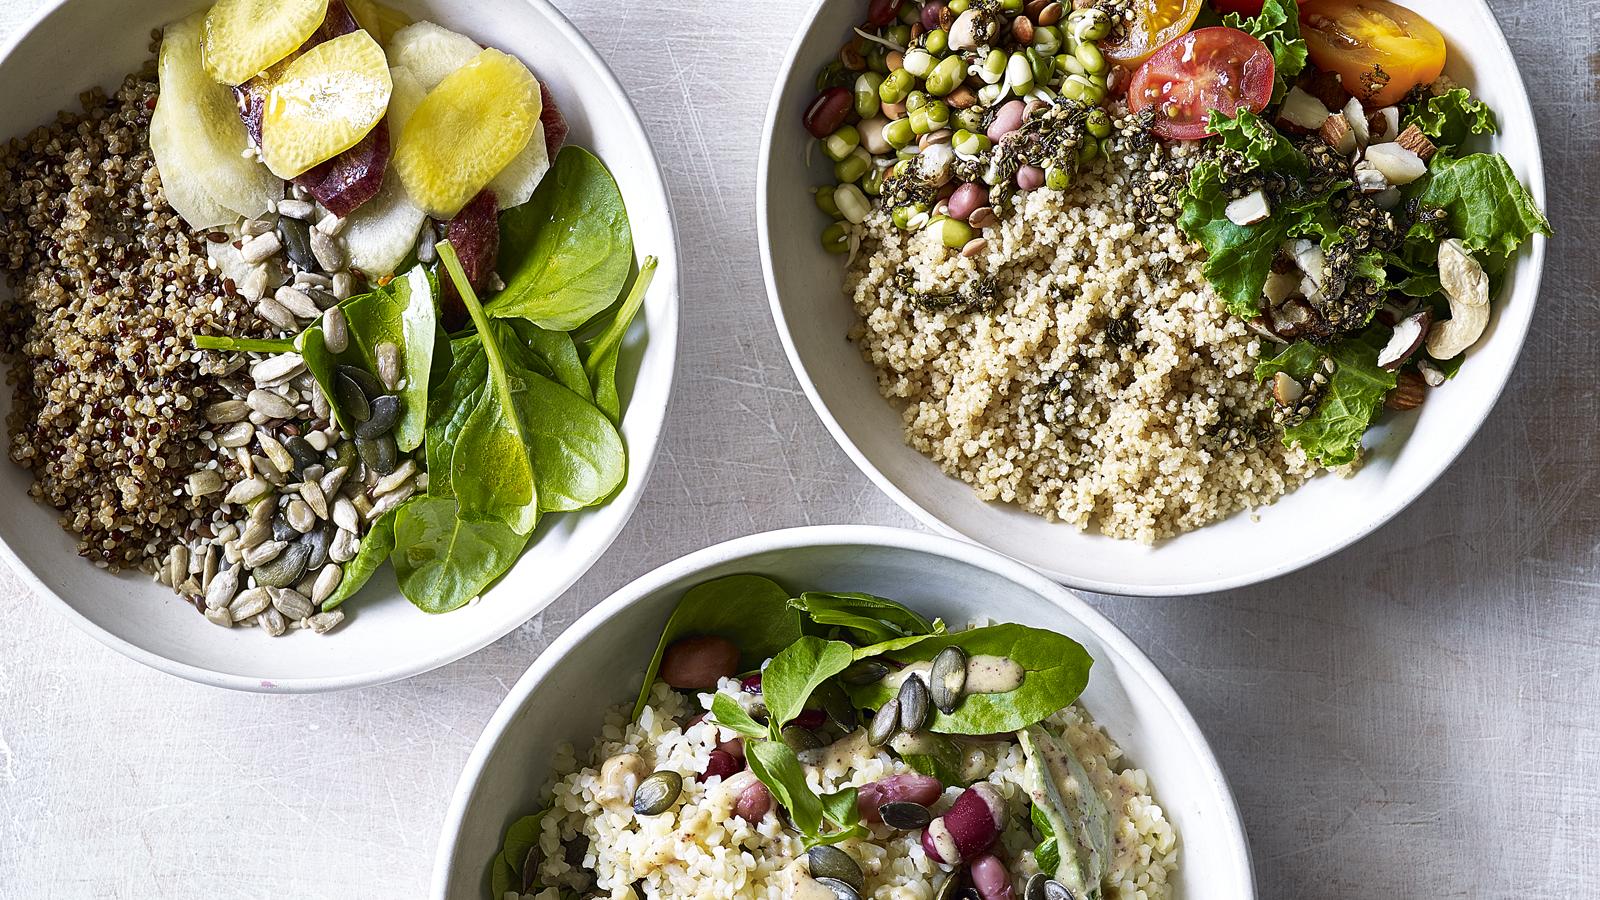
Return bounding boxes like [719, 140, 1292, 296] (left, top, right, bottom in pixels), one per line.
[1255, 327, 1396, 466]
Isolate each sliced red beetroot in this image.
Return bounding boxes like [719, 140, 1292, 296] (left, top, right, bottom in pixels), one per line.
[540, 81, 567, 159]
[295, 120, 390, 216]
[438, 189, 501, 331]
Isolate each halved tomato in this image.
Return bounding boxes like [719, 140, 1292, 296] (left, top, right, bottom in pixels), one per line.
[1102, 0, 1204, 67]
[1127, 27, 1276, 140]
[1300, 0, 1446, 107]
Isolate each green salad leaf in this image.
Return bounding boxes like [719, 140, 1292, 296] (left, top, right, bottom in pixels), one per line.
[1178, 110, 1321, 316]
[490, 147, 634, 331]
[1406, 87, 1498, 151]
[502, 811, 546, 881]
[760, 636, 856, 730]
[846, 624, 1093, 735]
[390, 495, 529, 614]
[319, 504, 401, 612]
[505, 319, 591, 399]
[632, 574, 801, 720]
[489, 851, 516, 900]
[1409, 153, 1551, 264]
[1020, 725, 1113, 900]
[1255, 327, 1396, 466]
[1222, 0, 1307, 103]
[898, 733, 968, 787]
[709, 692, 768, 740]
[746, 740, 824, 835]
[580, 257, 659, 423]
[791, 591, 940, 644]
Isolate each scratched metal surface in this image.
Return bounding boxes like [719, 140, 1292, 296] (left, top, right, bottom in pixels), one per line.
[0, 0, 1595, 897]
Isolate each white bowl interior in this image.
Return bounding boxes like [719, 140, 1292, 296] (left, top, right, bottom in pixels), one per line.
[0, 0, 678, 690]
[760, 0, 1546, 595]
[434, 527, 1253, 899]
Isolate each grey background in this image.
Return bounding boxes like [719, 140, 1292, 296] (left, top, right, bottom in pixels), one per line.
[1, 0, 1596, 897]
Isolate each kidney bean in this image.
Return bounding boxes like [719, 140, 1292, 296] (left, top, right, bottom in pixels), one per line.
[717, 736, 746, 759]
[740, 673, 763, 693]
[698, 749, 743, 783]
[1015, 165, 1046, 192]
[804, 87, 854, 139]
[969, 854, 1014, 900]
[921, 1, 948, 29]
[734, 780, 773, 822]
[857, 774, 944, 823]
[659, 636, 741, 689]
[948, 183, 990, 222]
[987, 100, 1027, 142]
[921, 783, 1005, 864]
[793, 708, 828, 730]
[868, 0, 901, 26]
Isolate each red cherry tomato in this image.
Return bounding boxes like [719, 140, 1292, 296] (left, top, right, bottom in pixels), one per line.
[1126, 27, 1276, 141]
[1212, 0, 1265, 14]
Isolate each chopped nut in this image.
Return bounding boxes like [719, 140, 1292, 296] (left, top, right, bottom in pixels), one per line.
[1320, 113, 1357, 155]
[1395, 124, 1438, 162]
[1384, 370, 1427, 411]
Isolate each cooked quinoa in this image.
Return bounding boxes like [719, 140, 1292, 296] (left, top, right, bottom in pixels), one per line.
[0, 72, 264, 571]
[524, 682, 1177, 900]
[845, 126, 1317, 543]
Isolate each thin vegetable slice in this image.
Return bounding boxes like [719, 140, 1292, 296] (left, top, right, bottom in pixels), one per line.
[261, 30, 393, 179]
[202, 0, 329, 85]
[385, 20, 482, 90]
[152, 12, 281, 226]
[393, 48, 541, 218]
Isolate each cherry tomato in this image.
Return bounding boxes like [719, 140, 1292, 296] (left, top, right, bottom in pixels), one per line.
[1211, 0, 1265, 13]
[1300, 0, 1446, 107]
[1127, 27, 1276, 140]
[1102, 0, 1204, 67]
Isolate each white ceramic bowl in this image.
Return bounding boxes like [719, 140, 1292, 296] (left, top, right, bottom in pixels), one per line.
[759, 1, 1546, 595]
[432, 526, 1253, 899]
[0, 0, 679, 691]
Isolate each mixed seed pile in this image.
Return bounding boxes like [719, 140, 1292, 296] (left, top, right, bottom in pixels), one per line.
[0, 56, 421, 637]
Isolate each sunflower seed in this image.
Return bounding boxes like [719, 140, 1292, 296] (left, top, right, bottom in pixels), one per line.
[330, 528, 360, 563]
[312, 563, 343, 605]
[204, 607, 234, 628]
[241, 216, 274, 237]
[258, 433, 295, 474]
[376, 342, 401, 391]
[332, 497, 360, 533]
[285, 499, 315, 533]
[256, 296, 299, 330]
[271, 587, 315, 620]
[249, 494, 279, 529]
[253, 454, 285, 486]
[204, 399, 250, 424]
[319, 466, 348, 501]
[374, 460, 417, 497]
[332, 271, 356, 301]
[242, 539, 287, 568]
[310, 228, 345, 271]
[367, 483, 414, 520]
[202, 546, 219, 589]
[247, 389, 297, 420]
[166, 545, 188, 589]
[187, 469, 224, 497]
[239, 230, 282, 264]
[228, 587, 271, 619]
[274, 285, 321, 319]
[277, 199, 316, 220]
[317, 212, 346, 236]
[260, 607, 288, 636]
[321, 306, 349, 354]
[297, 480, 328, 520]
[239, 264, 270, 302]
[217, 421, 255, 448]
[224, 477, 271, 506]
[307, 610, 345, 634]
[251, 353, 305, 386]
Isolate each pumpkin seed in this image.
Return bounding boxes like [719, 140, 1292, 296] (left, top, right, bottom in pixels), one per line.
[898, 674, 931, 732]
[781, 724, 824, 752]
[340, 365, 387, 402]
[253, 540, 310, 588]
[1025, 873, 1076, 900]
[333, 371, 371, 422]
[632, 771, 683, 816]
[354, 394, 401, 439]
[813, 877, 862, 900]
[819, 681, 858, 732]
[807, 846, 865, 894]
[840, 660, 890, 686]
[867, 698, 901, 747]
[520, 844, 543, 893]
[356, 431, 398, 475]
[276, 215, 316, 271]
[930, 646, 968, 715]
[933, 874, 966, 900]
[302, 526, 332, 570]
[283, 435, 321, 474]
[879, 800, 933, 830]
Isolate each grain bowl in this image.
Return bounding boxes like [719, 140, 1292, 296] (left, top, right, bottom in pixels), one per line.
[0, 0, 678, 691]
[432, 526, 1253, 900]
[759, 0, 1546, 594]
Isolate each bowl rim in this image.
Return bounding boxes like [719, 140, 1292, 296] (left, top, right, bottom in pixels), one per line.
[755, 0, 1547, 597]
[429, 524, 1256, 899]
[0, 0, 682, 692]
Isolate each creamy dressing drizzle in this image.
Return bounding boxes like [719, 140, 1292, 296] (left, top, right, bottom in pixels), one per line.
[882, 654, 1025, 695]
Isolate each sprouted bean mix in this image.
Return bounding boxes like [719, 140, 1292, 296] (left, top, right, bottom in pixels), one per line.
[494, 575, 1177, 900]
[0, 0, 657, 635]
[809, 0, 1549, 542]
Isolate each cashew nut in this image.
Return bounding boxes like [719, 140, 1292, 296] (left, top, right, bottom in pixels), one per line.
[1426, 239, 1490, 360]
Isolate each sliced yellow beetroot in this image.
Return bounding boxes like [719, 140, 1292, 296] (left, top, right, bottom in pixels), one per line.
[437, 189, 501, 330]
[392, 48, 540, 218]
[346, 0, 413, 44]
[260, 30, 392, 179]
[231, 0, 360, 147]
[152, 11, 280, 226]
[202, 0, 328, 85]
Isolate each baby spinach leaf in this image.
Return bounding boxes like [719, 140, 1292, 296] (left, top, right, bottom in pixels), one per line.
[319, 502, 403, 612]
[489, 852, 515, 900]
[506, 319, 591, 399]
[760, 637, 856, 730]
[710, 693, 768, 740]
[580, 257, 658, 423]
[435, 243, 540, 534]
[633, 574, 802, 720]
[504, 347, 625, 513]
[489, 147, 633, 331]
[391, 495, 530, 614]
[791, 591, 940, 644]
[1255, 327, 1395, 467]
[502, 811, 546, 879]
[746, 740, 823, 836]
[846, 625, 1093, 736]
